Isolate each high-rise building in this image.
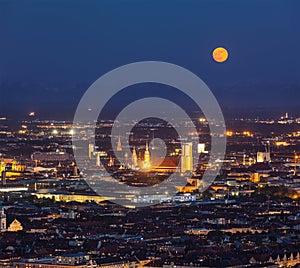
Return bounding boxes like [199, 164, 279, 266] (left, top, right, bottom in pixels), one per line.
[96, 153, 100, 167]
[88, 144, 94, 159]
[181, 142, 193, 173]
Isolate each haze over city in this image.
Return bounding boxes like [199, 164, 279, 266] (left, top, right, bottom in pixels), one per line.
[0, 0, 300, 119]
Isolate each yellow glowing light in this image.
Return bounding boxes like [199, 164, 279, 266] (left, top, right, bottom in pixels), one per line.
[212, 47, 229, 63]
[226, 131, 233, 137]
[143, 162, 151, 169]
[243, 131, 253, 137]
[275, 141, 289, 147]
[52, 129, 58, 135]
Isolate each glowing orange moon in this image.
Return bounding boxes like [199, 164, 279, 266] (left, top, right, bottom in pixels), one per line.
[212, 47, 228, 63]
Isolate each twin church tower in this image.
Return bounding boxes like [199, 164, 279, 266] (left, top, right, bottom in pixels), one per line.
[117, 135, 151, 169]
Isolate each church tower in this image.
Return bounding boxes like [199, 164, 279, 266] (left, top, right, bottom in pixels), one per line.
[117, 135, 122, 151]
[132, 147, 138, 168]
[108, 155, 114, 167]
[143, 142, 151, 169]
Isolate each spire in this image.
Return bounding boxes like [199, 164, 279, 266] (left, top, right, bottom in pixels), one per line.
[143, 141, 151, 169]
[145, 141, 149, 152]
[117, 135, 122, 151]
[108, 155, 114, 167]
[132, 147, 138, 167]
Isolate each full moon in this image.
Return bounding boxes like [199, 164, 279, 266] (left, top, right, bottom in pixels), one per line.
[212, 47, 228, 63]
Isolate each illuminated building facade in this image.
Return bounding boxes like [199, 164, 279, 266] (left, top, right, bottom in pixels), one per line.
[88, 144, 94, 159]
[32, 152, 70, 162]
[11, 160, 25, 172]
[95, 153, 100, 167]
[257, 152, 271, 163]
[117, 135, 122, 151]
[7, 219, 23, 232]
[181, 142, 193, 173]
[197, 143, 207, 154]
[0, 162, 5, 176]
[33, 192, 115, 203]
[143, 142, 151, 169]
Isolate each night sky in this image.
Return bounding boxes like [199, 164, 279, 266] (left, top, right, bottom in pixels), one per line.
[0, 0, 299, 119]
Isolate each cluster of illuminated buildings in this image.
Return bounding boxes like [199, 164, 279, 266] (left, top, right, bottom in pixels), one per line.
[87, 134, 202, 174]
[0, 113, 299, 267]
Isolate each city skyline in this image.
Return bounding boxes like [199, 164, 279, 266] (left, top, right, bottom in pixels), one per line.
[0, 1, 300, 267]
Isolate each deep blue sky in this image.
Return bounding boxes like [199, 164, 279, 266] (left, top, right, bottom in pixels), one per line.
[0, 0, 299, 118]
